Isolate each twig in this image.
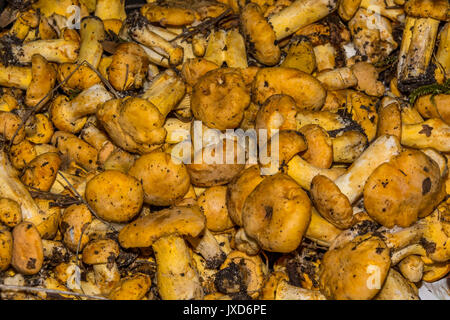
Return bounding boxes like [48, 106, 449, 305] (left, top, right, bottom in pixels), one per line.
[0, 284, 108, 300]
[170, 9, 234, 42]
[29, 189, 82, 207]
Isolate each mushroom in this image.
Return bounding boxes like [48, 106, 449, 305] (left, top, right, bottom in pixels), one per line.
[319, 234, 391, 300]
[51, 131, 98, 171]
[187, 138, 246, 187]
[96, 98, 166, 154]
[286, 155, 346, 191]
[0, 226, 13, 272]
[197, 186, 234, 232]
[226, 165, 265, 227]
[415, 94, 450, 126]
[50, 84, 113, 133]
[107, 42, 150, 91]
[374, 268, 419, 300]
[109, 274, 152, 300]
[191, 68, 250, 130]
[85, 170, 144, 223]
[25, 54, 57, 107]
[311, 135, 402, 229]
[21, 152, 62, 192]
[252, 67, 327, 111]
[128, 151, 191, 206]
[95, 0, 126, 21]
[240, 3, 281, 66]
[11, 221, 44, 275]
[59, 204, 92, 252]
[363, 150, 444, 228]
[57, 16, 105, 92]
[349, 8, 398, 64]
[401, 118, 450, 152]
[377, 97, 402, 140]
[82, 239, 121, 296]
[25, 114, 55, 145]
[436, 22, 450, 81]
[0, 150, 43, 227]
[0, 198, 22, 228]
[242, 173, 311, 253]
[397, 0, 449, 92]
[216, 250, 267, 299]
[0, 112, 26, 145]
[281, 38, 316, 74]
[299, 124, 333, 169]
[118, 204, 206, 300]
[6, 39, 80, 64]
[398, 255, 424, 283]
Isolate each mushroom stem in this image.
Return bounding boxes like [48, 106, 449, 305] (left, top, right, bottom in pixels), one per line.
[397, 17, 440, 91]
[275, 280, 326, 300]
[0, 64, 32, 90]
[187, 229, 226, 269]
[268, 0, 338, 40]
[391, 244, 427, 265]
[11, 39, 80, 64]
[141, 69, 186, 118]
[286, 155, 345, 191]
[77, 17, 105, 67]
[436, 23, 450, 80]
[305, 207, 342, 247]
[153, 235, 203, 300]
[128, 19, 184, 66]
[333, 135, 402, 203]
[204, 29, 227, 67]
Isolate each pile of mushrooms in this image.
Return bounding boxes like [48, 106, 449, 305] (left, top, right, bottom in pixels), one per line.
[0, 0, 449, 300]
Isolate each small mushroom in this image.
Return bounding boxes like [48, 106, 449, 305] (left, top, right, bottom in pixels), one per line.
[119, 204, 206, 300]
[82, 239, 121, 296]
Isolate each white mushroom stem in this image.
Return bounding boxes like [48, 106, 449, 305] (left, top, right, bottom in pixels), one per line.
[268, 0, 338, 40]
[66, 84, 113, 120]
[204, 29, 227, 67]
[12, 39, 80, 64]
[275, 280, 327, 300]
[391, 244, 427, 265]
[286, 155, 345, 191]
[139, 44, 170, 68]
[77, 17, 105, 67]
[129, 23, 184, 66]
[0, 150, 43, 227]
[141, 69, 186, 118]
[153, 235, 203, 300]
[187, 229, 226, 269]
[316, 67, 358, 91]
[397, 17, 440, 84]
[0, 64, 32, 89]
[225, 29, 248, 69]
[333, 135, 402, 203]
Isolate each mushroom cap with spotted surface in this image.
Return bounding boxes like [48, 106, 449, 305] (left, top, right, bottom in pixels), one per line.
[363, 150, 444, 228]
[85, 170, 144, 223]
[242, 173, 311, 253]
[319, 234, 391, 300]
